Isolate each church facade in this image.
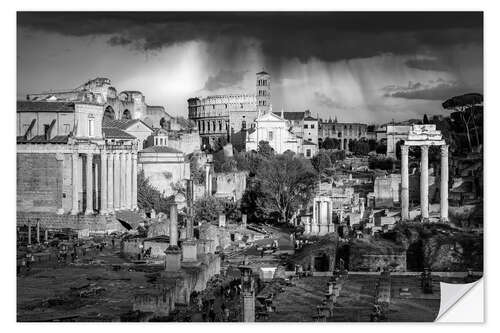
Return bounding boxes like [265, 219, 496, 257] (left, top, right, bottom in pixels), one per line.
[245, 112, 318, 158]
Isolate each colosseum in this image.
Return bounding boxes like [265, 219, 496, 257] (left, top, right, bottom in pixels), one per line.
[188, 71, 271, 148]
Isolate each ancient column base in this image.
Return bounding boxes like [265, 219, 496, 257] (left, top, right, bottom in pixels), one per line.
[420, 216, 429, 223]
[56, 208, 64, 215]
[70, 209, 79, 216]
[84, 209, 94, 216]
[164, 246, 182, 272]
[182, 239, 198, 262]
[440, 217, 449, 223]
[241, 291, 255, 322]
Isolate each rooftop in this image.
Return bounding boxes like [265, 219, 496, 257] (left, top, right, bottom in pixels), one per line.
[17, 101, 76, 113]
[17, 135, 69, 144]
[281, 111, 305, 121]
[102, 118, 152, 131]
[102, 127, 136, 140]
[139, 146, 183, 154]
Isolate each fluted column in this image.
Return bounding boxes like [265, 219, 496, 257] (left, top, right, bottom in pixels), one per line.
[100, 149, 108, 215]
[205, 164, 211, 195]
[120, 152, 126, 209]
[113, 152, 120, 210]
[84, 153, 93, 215]
[107, 152, 114, 214]
[440, 145, 449, 222]
[71, 152, 79, 215]
[170, 203, 178, 247]
[132, 153, 138, 210]
[401, 145, 409, 220]
[420, 145, 429, 221]
[125, 152, 132, 210]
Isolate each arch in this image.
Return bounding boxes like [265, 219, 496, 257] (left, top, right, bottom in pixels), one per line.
[103, 105, 115, 121]
[122, 109, 131, 120]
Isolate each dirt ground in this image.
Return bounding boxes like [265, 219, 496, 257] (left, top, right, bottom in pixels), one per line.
[17, 246, 163, 322]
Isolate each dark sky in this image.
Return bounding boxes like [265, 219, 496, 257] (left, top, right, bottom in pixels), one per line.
[17, 12, 483, 122]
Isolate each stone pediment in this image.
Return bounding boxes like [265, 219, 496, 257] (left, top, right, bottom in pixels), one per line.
[257, 112, 285, 122]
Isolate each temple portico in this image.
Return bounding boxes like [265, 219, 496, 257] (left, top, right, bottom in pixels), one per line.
[68, 145, 137, 216]
[304, 196, 335, 235]
[400, 125, 448, 222]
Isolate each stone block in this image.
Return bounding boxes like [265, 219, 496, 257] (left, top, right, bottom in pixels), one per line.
[164, 246, 181, 272]
[182, 239, 198, 262]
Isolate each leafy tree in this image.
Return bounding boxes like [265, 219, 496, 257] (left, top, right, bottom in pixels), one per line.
[257, 140, 274, 158]
[193, 195, 225, 223]
[137, 170, 173, 213]
[368, 139, 378, 152]
[368, 156, 395, 171]
[189, 154, 205, 185]
[193, 195, 240, 224]
[442, 93, 483, 152]
[253, 154, 316, 224]
[234, 151, 264, 176]
[311, 150, 332, 174]
[322, 137, 341, 150]
[375, 143, 387, 155]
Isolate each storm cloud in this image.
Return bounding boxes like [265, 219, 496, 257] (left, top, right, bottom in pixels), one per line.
[203, 69, 247, 91]
[383, 79, 475, 100]
[18, 12, 483, 63]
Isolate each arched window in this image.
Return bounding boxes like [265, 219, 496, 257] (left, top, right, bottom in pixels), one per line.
[103, 105, 115, 121]
[122, 109, 131, 120]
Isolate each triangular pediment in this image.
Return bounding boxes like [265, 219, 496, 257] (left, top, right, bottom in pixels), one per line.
[257, 112, 285, 122]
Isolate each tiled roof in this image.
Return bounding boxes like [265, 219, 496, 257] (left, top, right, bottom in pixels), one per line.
[17, 101, 75, 113]
[304, 116, 317, 121]
[103, 118, 154, 131]
[282, 111, 305, 121]
[257, 71, 269, 75]
[17, 135, 69, 144]
[140, 146, 183, 154]
[102, 127, 136, 140]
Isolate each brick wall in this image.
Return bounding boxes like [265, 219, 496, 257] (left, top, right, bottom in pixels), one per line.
[17, 153, 60, 213]
[16, 212, 124, 233]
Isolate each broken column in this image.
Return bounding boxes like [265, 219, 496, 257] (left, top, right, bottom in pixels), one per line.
[242, 214, 247, 228]
[205, 163, 211, 195]
[218, 214, 226, 227]
[27, 221, 31, 245]
[420, 145, 429, 221]
[36, 220, 40, 244]
[401, 145, 409, 221]
[165, 203, 181, 272]
[440, 145, 449, 222]
[238, 264, 255, 322]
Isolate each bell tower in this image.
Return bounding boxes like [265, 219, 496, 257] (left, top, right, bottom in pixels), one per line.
[256, 71, 271, 114]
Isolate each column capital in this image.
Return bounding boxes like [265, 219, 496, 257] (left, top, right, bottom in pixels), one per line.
[401, 145, 409, 153]
[440, 144, 449, 156]
[421, 145, 429, 153]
